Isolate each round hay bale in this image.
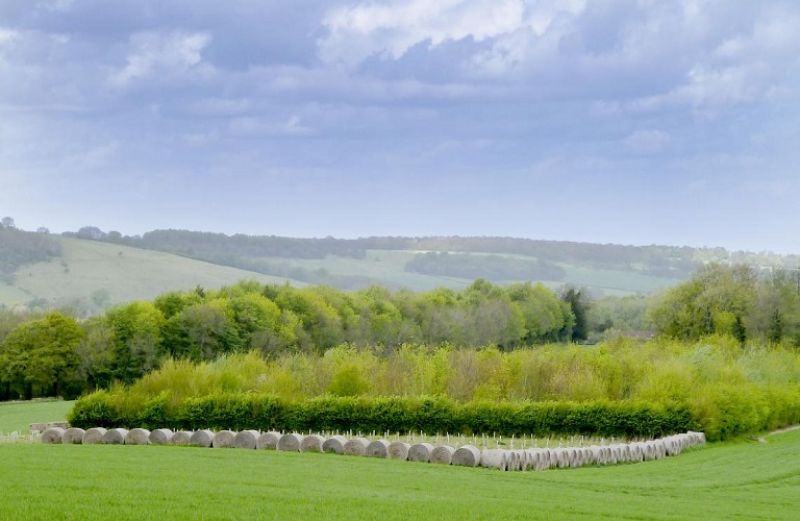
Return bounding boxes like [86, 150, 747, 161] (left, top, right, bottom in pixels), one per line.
[102, 428, 128, 445]
[388, 441, 410, 460]
[213, 430, 236, 448]
[83, 427, 107, 445]
[407, 442, 435, 463]
[366, 439, 390, 458]
[431, 445, 455, 465]
[234, 430, 260, 449]
[343, 437, 369, 456]
[452, 445, 481, 467]
[300, 434, 326, 453]
[41, 427, 66, 444]
[149, 428, 174, 445]
[190, 429, 214, 448]
[62, 427, 85, 444]
[126, 428, 151, 445]
[171, 431, 193, 445]
[277, 432, 303, 452]
[479, 448, 508, 471]
[256, 431, 282, 450]
[322, 435, 347, 454]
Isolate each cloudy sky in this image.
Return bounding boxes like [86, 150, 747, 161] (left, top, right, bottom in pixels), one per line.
[1, 0, 799, 252]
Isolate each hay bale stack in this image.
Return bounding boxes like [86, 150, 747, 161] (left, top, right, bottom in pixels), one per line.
[256, 431, 282, 450]
[83, 427, 107, 444]
[62, 427, 85, 444]
[343, 437, 370, 456]
[322, 435, 347, 454]
[388, 441, 410, 460]
[190, 429, 214, 447]
[149, 429, 174, 445]
[300, 434, 326, 453]
[452, 445, 481, 467]
[277, 433, 303, 452]
[126, 428, 151, 445]
[41, 427, 66, 444]
[480, 448, 508, 471]
[431, 445, 455, 465]
[234, 430, 260, 449]
[366, 439, 390, 458]
[407, 442, 435, 463]
[171, 431, 193, 445]
[102, 428, 128, 445]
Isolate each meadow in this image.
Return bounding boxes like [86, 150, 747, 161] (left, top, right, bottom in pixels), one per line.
[0, 400, 73, 434]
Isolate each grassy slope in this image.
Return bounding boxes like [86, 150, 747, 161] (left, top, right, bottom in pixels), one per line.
[0, 400, 74, 434]
[1, 237, 303, 308]
[0, 430, 798, 520]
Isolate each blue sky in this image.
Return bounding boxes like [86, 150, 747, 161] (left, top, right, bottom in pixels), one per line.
[1, 1, 799, 252]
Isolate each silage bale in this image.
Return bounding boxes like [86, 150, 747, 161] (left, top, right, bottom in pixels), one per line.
[149, 428, 174, 445]
[62, 427, 86, 444]
[366, 439, 390, 458]
[213, 430, 236, 448]
[190, 429, 214, 448]
[234, 430, 260, 449]
[479, 448, 508, 471]
[171, 431, 193, 445]
[388, 441, 410, 460]
[343, 437, 369, 456]
[256, 431, 282, 450]
[431, 445, 455, 465]
[322, 435, 347, 454]
[83, 427, 107, 445]
[102, 428, 128, 445]
[41, 427, 66, 444]
[126, 428, 151, 445]
[277, 432, 303, 452]
[300, 434, 326, 453]
[452, 445, 481, 467]
[407, 442, 435, 463]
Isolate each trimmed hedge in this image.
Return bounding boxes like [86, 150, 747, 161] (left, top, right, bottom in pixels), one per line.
[68, 393, 696, 438]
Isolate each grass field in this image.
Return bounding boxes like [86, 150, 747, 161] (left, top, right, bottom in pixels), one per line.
[0, 400, 74, 434]
[0, 427, 797, 519]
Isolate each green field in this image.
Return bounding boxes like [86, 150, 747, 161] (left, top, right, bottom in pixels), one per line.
[0, 400, 74, 433]
[0, 427, 798, 519]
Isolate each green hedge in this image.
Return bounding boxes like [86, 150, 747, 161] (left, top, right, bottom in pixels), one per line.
[68, 393, 696, 438]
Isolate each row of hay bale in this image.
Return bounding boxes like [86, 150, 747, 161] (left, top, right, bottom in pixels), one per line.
[40, 426, 705, 471]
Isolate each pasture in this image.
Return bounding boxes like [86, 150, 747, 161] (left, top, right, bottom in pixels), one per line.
[0, 400, 73, 434]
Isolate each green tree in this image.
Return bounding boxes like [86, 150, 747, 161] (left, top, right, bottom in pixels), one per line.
[105, 302, 165, 383]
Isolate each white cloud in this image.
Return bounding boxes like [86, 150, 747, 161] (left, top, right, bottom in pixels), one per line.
[110, 31, 213, 87]
[623, 129, 671, 154]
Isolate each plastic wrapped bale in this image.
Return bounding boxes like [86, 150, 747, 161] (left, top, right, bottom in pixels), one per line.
[62, 427, 85, 444]
[630, 443, 644, 462]
[452, 445, 481, 467]
[83, 427, 107, 445]
[322, 435, 347, 454]
[300, 434, 326, 453]
[343, 437, 369, 456]
[407, 443, 435, 463]
[479, 449, 508, 471]
[212, 430, 236, 448]
[171, 431, 193, 446]
[507, 450, 523, 471]
[234, 430, 260, 449]
[431, 445, 455, 465]
[366, 439, 390, 458]
[102, 428, 128, 445]
[149, 429, 174, 445]
[41, 427, 66, 444]
[277, 433, 303, 452]
[256, 431, 282, 450]
[190, 429, 215, 448]
[553, 448, 569, 469]
[388, 441, 410, 460]
[126, 428, 151, 445]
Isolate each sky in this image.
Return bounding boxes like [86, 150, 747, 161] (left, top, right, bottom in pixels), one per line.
[1, 0, 799, 252]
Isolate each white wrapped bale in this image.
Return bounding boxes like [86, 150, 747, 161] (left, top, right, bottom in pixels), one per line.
[190, 429, 214, 447]
[126, 428, 151, 445]
[366, 439, 390, 458]
[277, 432, 303, 452]
[388, 441, 410, 460]
[171, 431, 193, 445]
[343, 437, 369, 456]
[62, 427, 85, 444]
[149, 428, 174, 445]
[431, 445, 456, 465]
[407, 442, 435, 463]
[234, 430, 260, 449]
[479, 448, 508, 471]
[83, 427, 107, 445]
[300, 434, 326, 453]
[256, 431, 282, 450]
[213, 430, 237, 448]
[41, 427, 66, 444]
[452, 445, 481, 467]
[102, 428, 128, 445]
[322, 435, 347, 454]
